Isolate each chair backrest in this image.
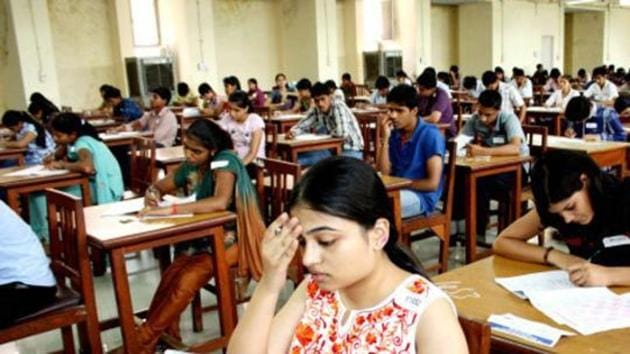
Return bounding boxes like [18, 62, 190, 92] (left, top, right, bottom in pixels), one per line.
[45, 189, 98, 314]
[130, 136, 157, 195]
[255, 158, 301, 224]
[522, 124, 548, 157]
[355, 84, 370, 96]
[264, 123, 278, 159]
[458, 316, 491, 354]
[254, 106, 271, 120]
[357, 115, 381, 165]
[441, 141, 458, 218]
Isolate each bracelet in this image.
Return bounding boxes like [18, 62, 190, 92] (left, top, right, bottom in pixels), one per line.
[171, 204, 177, 215]
[543, 247, 554, 265]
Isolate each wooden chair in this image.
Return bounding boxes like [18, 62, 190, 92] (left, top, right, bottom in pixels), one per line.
[0, 189, 102, 353]
[129, 136, 157, 197]
[255, 158, 302, 224]
[264, 123, 278, 159]
[459, 316, 491, 354]
[254, 106, 271, 119]
[400, 141, 457, 273]
[357, 115, 381, 165]
[355, 84, 370, 96]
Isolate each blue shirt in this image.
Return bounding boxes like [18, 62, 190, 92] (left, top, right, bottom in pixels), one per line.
[389, 120, 445, 214]
[114, 98, 143, 123]
[0, 201, 55, 287]
[17, 122, 56, 165]
[570, 106, 627, 142]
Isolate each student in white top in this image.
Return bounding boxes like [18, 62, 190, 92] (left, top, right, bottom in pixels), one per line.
[463, 76, 484, 99]
[510, 68, 533, 104]
[395, 70, 413, 86]
[482, 70, 526, 122]
[370, 76, 391, 106]
[544, 68, 562, 92]
[217, 90, 265, 177]
[545, 75, 580, 110]
[584, 66, 619, 107]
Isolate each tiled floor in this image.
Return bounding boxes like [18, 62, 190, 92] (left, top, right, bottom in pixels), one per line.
[1, 215, 563, 354]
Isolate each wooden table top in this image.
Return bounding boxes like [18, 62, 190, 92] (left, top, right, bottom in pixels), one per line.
[271, 114, 305, 121]
[0, 165, 81, 187]
[434, 256, 630, 353]
[456, 155, 532, 171]
[277, 134, 345, 147]
[526, 106, 563, 114]
[380, 174, 412, 191]
[84, 198, 235, 249]
[351, 107, 387, 115]
[99, 131, 153, 141]
[539, 136, 630, 153]
[0, 146, 27, 155]
[155, 146, 184, 164]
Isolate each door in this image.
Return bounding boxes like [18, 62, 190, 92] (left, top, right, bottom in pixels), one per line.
[541, 36, 554, 70]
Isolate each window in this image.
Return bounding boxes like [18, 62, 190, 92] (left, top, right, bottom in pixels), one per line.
[130, 0, 160, 47]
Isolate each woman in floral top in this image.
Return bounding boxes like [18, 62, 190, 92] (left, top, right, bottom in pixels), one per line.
[228, 157, 467, 354]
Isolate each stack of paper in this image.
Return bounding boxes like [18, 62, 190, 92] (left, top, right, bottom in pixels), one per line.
[488, 313, 574, 348]
[495, 270, 578, 299]
[4, 165, 69, 177]
[293, 134, 332, 141]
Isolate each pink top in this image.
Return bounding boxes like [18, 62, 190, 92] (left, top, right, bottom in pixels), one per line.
[217, 113, 266, 161]
[132, 107, 178, 147]
[289, 274, 455, 354]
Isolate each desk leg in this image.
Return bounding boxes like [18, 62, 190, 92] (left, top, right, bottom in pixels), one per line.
[80, 180, 92, 206]
[210, 226, 236, 339]
[554, 116, 561, 136]
[291, 149, 298, 163]
[512, 167, 522, 222]
[465, 173, 477, 264]
[17, 155, 25, 166]
[109, 249, 140, 353]
[334, 145, 342, 156]
[6, 190, 20, 213]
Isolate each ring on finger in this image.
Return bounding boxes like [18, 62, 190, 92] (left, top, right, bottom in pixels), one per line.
[274, 226, 283, 237]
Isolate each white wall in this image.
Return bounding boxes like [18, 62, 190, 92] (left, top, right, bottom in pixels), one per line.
[0, 1, 9, 112]
[431, 4, 458, 72]
[458, 2, 493, 77]
[607, 6, 630, 67]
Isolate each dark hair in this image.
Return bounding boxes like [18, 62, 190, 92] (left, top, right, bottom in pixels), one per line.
[342, 73, 352, 81]
[565, 96, 592, 122]
[482, 71, 498, 87]
[29, 92, 60, 116]
[185, 119, 233, 153]
[177, 82, 190, 96]
[228, 90, 253, 113]
[531, 150, 619, 237]
[421, 67, 436, 77]
[494, 66, 505, 76]
[513, 68, 525, 77]
[198, 83, 214, 96]
[288, 156, 428, 277]
[437, 71, 451, 85]
[102, 86, 122, 100]
[536, 63, 543, 70]
[462, 76, 477, 90]
[99, 84, 114, 93]
[310, 82, 330, 98]
[387, 84, 419, 110]
[151, 87, 172, 105]
[275, 73, 286, 82]
[50, 113, 100, 141]
[324, 79, 338, 91]
[396, 70, 408, 78]
[593, 66, 607, 78]
[449, 65, 459, 74]
[223, 76, 242, 91]
[478, 90, 502, 109]
[374, 76, 390, 90]
[577, 68, 586, 78]
[296, 78, 312, 91]
[1, 110, 50, 148]
[614, 96, 630, 115]
[416, 72, 437, 89]
[248, 78, 258, 87]
[550, 68, 561, 79]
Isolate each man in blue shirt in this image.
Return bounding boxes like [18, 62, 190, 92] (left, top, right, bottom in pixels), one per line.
[377, 84, 445, 218]
[564, 96, 627, 142]
[0, 200, 56, 328]
[103, 86, 143, 123]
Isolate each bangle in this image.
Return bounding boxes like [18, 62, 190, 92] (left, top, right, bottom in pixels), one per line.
[171, 204, 177, 215]
[543, 247, 554, 265]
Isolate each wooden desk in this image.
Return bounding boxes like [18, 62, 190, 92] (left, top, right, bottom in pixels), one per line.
[456, 155, 531, 263]
[89, 118, 123, 133]
[85, 199, 237, 353]
[0, 147, 26, 166]
[526, 106, 564, 135]
[155, 146, 184, 174]
[381, 175, 413, 238]
[99, 131, 153, 148]
[276, 134, 344, 163]
[0, 166, 91, 211]
[539, 136, 629, 178]
[270, 114, 304, 133]
[434, 256, 630, 353]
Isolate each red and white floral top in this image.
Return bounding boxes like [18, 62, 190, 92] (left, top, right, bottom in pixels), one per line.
[288, 274, 455, 354]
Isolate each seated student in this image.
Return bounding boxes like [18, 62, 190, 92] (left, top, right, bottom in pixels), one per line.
[224, 76, 242, 97]
[291, 78, 314, 113]
[247, 78, 266, 108]
[544, 75, 580, 109]
[102, 86, 143, 123]
[544, 68, 562, 92]
[482, 70, 526, 122]
[377, 85, 445, 218]
[340, 72, 357, 98]
[619, 73, 630, 95]
[172, 82, 199, 107]
[110, 87, 178, 147]
[227, 156, 467, 354]
[136, 119, 265, 353]
[584, 66, 620, 107]
[0, 200, 56, 329]
[324, 79, 345, 102]
[510, 68, 533, 104]
[422, 67, 452, 99]
[495, 66, 507, 82]
[416, 72, 455, 137]
[532, 64, 549, 86]
[437, 71, 453, 87]
[97, 84, 115, 114]
[396, 70, 414, 86]
[493, 150, 630, 286]
[462, 75, 484, 99]
[29, 92, 59, 124]
[269, 73, 295, 110]
[198, 82, 224, 116]
[217, 90, 265, 177]
[370, 75, 391, 105]
[576, 68, 589, 87]
[1, 110, 56, 165]
[563, 96, 626, 142]
[286, 82, 364, 165]
[459, 90, 529, 238]
[450, 65, 461, 89]
[614, 96, 630, 121]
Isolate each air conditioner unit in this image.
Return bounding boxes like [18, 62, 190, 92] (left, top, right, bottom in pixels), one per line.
[363, 50, 403, 85]
[125, 57, 175, 107]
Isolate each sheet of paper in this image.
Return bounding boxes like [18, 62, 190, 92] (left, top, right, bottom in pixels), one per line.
[101, 198, 145, 216]
[182, 107, 201, 117]
[99, 131, 139, 140]
[294, 134, 332, 141]
[4, 165, 69, 177]
[488, 313, 574, 348]
[160, 194, 196, 206]
[454, 134, 473, 156]
[495, 270, 577, 299]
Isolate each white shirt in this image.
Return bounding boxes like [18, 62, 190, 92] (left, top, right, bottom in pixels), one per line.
[498, 82, 525, 113]
[510, 78, 533, 99]
[544, 89, 580, 110]
[466, 80, 485, 99]
[217, 113, 266, 160]
[437, 81, 452, 99]
[584, 80, 619, 102]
